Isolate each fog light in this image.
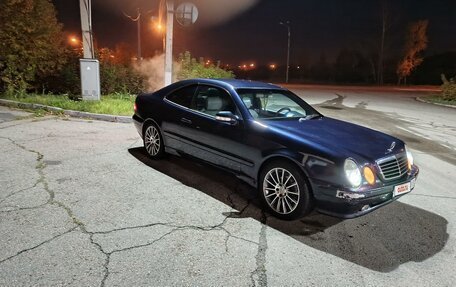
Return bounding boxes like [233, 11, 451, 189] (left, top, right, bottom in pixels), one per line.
[361, 205, 370, 211]
[363, 166, 375, 185]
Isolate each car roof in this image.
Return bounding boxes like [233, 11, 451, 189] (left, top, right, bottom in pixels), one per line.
[191, 78, 285, 90]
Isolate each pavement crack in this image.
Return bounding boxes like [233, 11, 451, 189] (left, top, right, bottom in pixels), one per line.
[0, 137, 257, 286]
[0, 116, 55, 130]
[87, 233, 111, 287]
[220, 226, 258, 253]
[0, 204, 47, 213]
[92, 222, 171, 235]
[0, 185, 35, 205]
[0, 137, 54, 204]
[250, 212, 268, 287]
[109, 228, 179, 255]
[0, 136, 110, 287]
[94, 198, 257, 256]
[0, 227, 77, 264]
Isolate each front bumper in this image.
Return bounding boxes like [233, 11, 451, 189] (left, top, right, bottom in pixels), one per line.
[314, 165, 419, 219]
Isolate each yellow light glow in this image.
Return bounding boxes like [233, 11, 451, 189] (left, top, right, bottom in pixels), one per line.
[363, 167, 375, 185]
[154, 22, 163, 32]
[69, 36, 78, 45]
[269, 64, 276, 70]
[250, 63, 255, 68]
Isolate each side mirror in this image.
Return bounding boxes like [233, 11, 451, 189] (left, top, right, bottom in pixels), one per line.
[215, 111, 239, 125]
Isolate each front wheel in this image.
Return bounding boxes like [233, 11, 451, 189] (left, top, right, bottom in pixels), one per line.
[143, 123, 165, 158]
[259, 160, 314, 220]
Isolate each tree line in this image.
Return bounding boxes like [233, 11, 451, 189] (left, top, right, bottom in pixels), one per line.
[0, 0, 454, 97]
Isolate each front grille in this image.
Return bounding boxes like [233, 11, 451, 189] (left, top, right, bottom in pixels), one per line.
[377, 153, 408, 181]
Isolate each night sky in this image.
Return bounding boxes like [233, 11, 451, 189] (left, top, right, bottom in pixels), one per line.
[53, 0, 455, 66]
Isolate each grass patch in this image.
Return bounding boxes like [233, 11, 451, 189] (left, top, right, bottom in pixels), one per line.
[1, 93, 136, 116]
[423, 94, 456, 106]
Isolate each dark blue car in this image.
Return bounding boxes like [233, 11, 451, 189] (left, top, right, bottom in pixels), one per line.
[133, 79, 419, 220]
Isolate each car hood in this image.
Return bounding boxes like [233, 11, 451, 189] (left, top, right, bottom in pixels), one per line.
[264, 117, 402, 162]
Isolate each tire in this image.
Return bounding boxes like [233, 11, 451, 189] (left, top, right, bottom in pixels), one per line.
[143, 123, 165, 159]
[259, 160, 314, 220]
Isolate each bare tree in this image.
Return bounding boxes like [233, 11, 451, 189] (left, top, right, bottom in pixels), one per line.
[396, 20, 429, 85]
[377, 0, 393, 85]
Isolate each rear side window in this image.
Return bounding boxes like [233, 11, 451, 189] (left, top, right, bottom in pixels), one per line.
[166, 85, 197, 108]
[192, 85, 237, 116]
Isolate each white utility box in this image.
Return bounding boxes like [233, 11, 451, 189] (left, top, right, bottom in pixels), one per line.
[80, 59, 100, 101]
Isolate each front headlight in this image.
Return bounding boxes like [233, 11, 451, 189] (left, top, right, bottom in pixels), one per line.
[344, 159, 362, 188]
[405, 145, 414, 170]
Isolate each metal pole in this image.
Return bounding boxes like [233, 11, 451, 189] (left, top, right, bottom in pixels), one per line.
[79, 0, 100, 101]
[279, 21, 291, 83]
[137, 9, 141, 60]
[79, 0, 94, 59]
[286, 25, 290, 84]
[164, 0, 174, 86]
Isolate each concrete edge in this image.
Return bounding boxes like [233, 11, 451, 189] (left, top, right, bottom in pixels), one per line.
[0, 98, 132, 123]
[415, 97, 456, 109]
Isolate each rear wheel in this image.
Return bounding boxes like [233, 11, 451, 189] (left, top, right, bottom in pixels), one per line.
[143, 123, 165, 158]
[259, 160, 314, 220]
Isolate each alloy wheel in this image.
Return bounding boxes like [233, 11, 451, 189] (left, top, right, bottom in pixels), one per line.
[144, 125, 161, 156]
[263, 167, 300, 214]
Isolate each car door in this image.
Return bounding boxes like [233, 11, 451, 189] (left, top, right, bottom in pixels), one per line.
[177, 84, 252, 172]
[161, 84, 198, 153]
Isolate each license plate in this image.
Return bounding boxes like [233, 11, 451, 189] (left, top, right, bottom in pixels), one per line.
[393, 182, 411, 197]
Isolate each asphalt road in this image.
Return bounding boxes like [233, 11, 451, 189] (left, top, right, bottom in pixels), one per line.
[0, 86, 455, 286]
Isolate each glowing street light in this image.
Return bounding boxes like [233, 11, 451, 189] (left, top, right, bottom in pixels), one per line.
[269, 64, 276, 70]
[69, 36, 79, 45]
[151, 16, 164, 33]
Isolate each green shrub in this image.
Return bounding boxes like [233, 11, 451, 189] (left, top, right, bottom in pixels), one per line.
[41, 48, 146, 96]
[177, 51, 235, 80]
[441, 74, 456, 101]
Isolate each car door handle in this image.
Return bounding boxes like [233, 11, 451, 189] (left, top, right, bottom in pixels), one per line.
[180, 118, 192, 124]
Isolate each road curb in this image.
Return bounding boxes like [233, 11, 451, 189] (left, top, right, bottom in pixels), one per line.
[0, 99, 132, 123]
[415, 97, 456, 109]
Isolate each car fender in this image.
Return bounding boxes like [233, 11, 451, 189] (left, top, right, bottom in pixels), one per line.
[257, 149, 312, 187]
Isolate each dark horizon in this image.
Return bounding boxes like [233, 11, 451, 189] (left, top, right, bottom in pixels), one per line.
[53, 0, 455, 66]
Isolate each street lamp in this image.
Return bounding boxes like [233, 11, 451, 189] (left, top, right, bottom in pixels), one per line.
[279, 21, 291, 83]
[69, 36, 79, 45]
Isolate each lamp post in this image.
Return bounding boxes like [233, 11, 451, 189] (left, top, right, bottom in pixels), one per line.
[164, 0, 174, 86]
[279, 21, 291, 83]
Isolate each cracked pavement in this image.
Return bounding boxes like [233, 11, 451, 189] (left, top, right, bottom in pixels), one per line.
[0, 87, 455, 286]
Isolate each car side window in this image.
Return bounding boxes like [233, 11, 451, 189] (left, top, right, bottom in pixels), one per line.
[192, 86, 236, 117]
[166, 85, 197, 108]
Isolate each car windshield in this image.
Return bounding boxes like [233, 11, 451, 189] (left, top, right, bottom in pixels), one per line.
[236, 89, 320, 120]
